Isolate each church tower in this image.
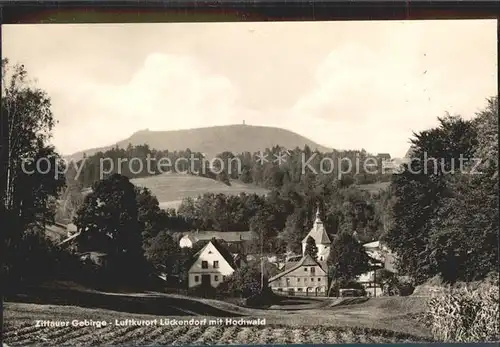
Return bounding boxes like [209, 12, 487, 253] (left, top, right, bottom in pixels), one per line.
[302, 206, 331, 261]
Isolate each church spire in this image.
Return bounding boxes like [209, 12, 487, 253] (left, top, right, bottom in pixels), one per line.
[314, 204, 322, 228]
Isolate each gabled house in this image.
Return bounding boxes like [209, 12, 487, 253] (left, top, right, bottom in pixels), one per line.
[268, 254, 328, 296]
[301, 208, 331, 261]
[187, 239, 241, 288]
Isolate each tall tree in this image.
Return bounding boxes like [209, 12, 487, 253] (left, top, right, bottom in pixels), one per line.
[384, 114, 479, 284]
[304, 236, 318, 260]
[73, 174, 144, 278]
[327, 232, 370, 295]
[1, 59, 66, 334]
[1, 59, 65, 230]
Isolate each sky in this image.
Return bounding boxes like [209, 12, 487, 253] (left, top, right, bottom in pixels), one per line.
[2, 20, 497, 158]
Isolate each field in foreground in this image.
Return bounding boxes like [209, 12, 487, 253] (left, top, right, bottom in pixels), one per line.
[4, 296, 432, 346]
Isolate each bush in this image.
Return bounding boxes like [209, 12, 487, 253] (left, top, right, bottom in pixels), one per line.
[187, 283, 217, 299]
[397, 280, 415, 296]
[217, 265, 262, 298]
[428, 276, 499, 342]
[244, 287, 281, 308]
[4, 229, 83, 290]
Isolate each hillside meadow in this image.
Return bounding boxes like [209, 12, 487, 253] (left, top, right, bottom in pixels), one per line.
[131, 173, 270, 210]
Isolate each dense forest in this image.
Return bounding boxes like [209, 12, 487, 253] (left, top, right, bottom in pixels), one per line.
[71, 144, 393, 190]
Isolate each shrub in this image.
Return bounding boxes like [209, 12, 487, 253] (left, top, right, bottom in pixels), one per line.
[397, 280, 415, 296]
[244, 287, 281, 308]
[187, 283, 217, 299]
[217, 265, 263, 298]
[428, 276, 499, 342]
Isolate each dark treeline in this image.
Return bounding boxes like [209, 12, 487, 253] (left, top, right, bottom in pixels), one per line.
[176, 185, 387, 253]
[73, 143, 393, 190]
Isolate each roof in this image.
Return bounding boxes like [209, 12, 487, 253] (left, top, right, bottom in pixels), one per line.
[269, 254, 327, 282]
[182, 231, 257, 243]
[302, 208, 331, 244]
[57, 231, 82, 246]
[188, 239, 238, 271]
[377, 153, 392, 160]
[363, 241, 380, 249]
[181, 234, 198, 243]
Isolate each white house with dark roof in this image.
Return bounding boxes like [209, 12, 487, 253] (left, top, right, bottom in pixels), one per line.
[301, 208, 331, 261]
[187, 239, 242, 288]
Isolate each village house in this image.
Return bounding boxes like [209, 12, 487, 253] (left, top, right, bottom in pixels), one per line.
[187, 239, 244, 288]
[301, 208, 331, 261]
[268, 254, 328, 296]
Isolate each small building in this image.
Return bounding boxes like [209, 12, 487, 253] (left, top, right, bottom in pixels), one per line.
[179, 234, 198, 248]
[301, 208, 331, 261]
[66, 223, 78, 237]
[268, 254, 328, 296]
[187, 239, 240, 288]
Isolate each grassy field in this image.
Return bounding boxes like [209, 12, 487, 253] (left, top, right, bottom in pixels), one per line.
[130, 173, 269, 210]
[4, 286, 433, 346]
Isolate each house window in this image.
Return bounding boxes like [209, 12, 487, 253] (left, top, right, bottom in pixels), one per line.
[311, 278, 314, 282]
[201, 261, 208, 269]
[298, 288, 303, 292]
[318, 278, 321, 281]
[222, 276, 226, 281]
[311, 267, 315, 274]
[214, 275, 219, 281]
[304, 278, 308, 282]
[297, 278, 301, 282]
[195, 276, 199, 282]
[304, 267, 308, 272]
[213, 261, 219, 268]
[278, 288, 283, 292]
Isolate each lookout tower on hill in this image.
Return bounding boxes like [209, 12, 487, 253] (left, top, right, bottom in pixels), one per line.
[302, 207, 331, 261]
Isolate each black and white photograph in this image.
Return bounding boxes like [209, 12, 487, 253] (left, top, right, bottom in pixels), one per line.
[1, 18, 498, 345]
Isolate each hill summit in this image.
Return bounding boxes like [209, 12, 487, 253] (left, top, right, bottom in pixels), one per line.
[66, 124, 331, 162]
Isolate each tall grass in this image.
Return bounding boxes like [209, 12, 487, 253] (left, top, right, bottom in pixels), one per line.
[428, 274, 499, 342]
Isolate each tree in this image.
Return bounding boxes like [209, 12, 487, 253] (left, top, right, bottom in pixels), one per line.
[143, 230, 179, 270]
[282, 209, 307, 254]
[217, 264, 263, 298]
[136, 186, 167, 249]
[1, 59, 67, 332]
[384, 105, 497, 284]
[1, 59, 66, 280]
[73, 174, 145, 279]
[304, 236, 318, 260]
[1, 59, 66, 231]
[327, 232, 370, 296]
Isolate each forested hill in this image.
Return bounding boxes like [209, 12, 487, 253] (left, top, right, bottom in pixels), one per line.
[65, 124, 331, 162]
